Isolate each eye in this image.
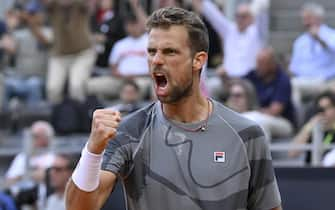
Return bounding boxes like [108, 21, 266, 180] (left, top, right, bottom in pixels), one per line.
[163, 48, 178, 55]
[147, 48, 156, 56]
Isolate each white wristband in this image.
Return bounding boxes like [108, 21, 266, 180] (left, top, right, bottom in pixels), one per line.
[72, 144, 103, 192]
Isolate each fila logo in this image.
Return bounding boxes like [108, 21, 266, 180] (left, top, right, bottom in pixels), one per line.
[214, 152, 225, 163]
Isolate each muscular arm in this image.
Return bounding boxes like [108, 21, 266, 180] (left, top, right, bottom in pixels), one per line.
[66, 109, 121, 210]
[129, 0, 148, 31]
[66, 170, 117, 210]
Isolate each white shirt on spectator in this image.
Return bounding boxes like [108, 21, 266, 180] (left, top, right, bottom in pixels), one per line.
[289, 24, 335, 80]
[6, 152, 55, 179]
[323, 148, 335, 167]
[45, 193, 65, 210]
[109, 33, 148, 76]
[202, 0, 267, 77]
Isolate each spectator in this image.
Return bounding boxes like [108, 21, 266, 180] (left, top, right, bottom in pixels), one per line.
[110, 79, 145, 116]
[192, 0, 269, 98]
[0, 0, 15, 19]
[225, 79, 278, 139]
[5, 120, 55, 209]
[87, 0, 151, 100]
[2, 3, 51, 110]
[39, 0, 97, 104]
[5, 121, 55, 187]
[45, 154, 77, 210]
[92, 0, 126, 68]
[245, 47, 294, 138]
[290, 2, 335, 103]
[225, 79, 258, 113]
[289, 91, 335, 164]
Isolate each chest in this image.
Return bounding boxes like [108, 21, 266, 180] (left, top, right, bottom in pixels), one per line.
[129, 122, 251, 199]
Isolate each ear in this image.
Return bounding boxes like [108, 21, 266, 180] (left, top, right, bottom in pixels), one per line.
[192, 51, 208, 72]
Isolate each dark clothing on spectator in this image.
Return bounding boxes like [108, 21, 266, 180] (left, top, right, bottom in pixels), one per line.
[47, 1, 92, 55]
[92, 11, 126, 67]
[245, 68, 295, 123]
[0, 192, 17, 210]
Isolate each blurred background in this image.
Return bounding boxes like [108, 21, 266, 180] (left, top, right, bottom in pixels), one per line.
[0, 0, 335, 209]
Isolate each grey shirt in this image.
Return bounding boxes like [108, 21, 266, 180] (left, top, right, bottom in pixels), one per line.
[102, 100, 281, 210]
[13, 27, 51, 77]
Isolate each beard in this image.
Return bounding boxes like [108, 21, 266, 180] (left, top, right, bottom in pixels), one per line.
[157, 75, 194, 104]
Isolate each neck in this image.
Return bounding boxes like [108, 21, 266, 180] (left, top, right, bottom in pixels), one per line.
[162, 90, 211, 123]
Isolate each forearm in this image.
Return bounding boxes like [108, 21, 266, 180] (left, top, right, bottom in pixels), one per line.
[29, 25, 51, 46]
[129, 1, 147, 30]
[65, 179, 102, 210]
[201, 0, 230, 37]
[294, 123, 313, 144]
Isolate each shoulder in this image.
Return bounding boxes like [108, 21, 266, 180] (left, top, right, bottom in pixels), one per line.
[113, 37, 131, 48]
[293, 33, 309, 46]
[213, 101, 265, 142]
[12, 153, 26, 163]
[104, 102, 156, 155]
[321, 24, 335, 33]
[276, 69, 291, 84]
[118, 102, 156, 139]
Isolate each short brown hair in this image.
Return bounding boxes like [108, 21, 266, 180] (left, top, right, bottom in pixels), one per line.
[146, 7, 209, 55]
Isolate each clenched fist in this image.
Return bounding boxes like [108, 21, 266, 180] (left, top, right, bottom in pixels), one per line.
[87, 109, 121, 154]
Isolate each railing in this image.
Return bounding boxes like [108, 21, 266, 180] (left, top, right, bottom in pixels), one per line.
[271, 123, 335, 166]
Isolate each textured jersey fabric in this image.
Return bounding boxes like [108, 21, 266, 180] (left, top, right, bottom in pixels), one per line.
[102, 100, 281, 210]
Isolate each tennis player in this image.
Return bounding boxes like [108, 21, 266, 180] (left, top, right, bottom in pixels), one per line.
[66, 6, 282, 210]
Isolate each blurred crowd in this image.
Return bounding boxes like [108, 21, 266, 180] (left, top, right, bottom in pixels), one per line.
[1, 0, 335, 209]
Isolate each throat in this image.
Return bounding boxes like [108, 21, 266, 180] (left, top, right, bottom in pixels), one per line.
[161, 98, 211, 123]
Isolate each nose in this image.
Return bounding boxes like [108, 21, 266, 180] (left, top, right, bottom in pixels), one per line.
[151, 52, 164, 65]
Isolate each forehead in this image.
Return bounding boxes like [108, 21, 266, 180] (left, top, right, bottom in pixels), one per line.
[319, 97, 333, 106]
[231, 84, 245, 91]
[148, 25, 190, 48]
[302, 10, 314, 17]
[54, 156, 68, 165]
[236, 4, 250, 15]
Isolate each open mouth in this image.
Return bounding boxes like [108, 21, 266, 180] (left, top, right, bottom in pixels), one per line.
[154, 73, 168, 88]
